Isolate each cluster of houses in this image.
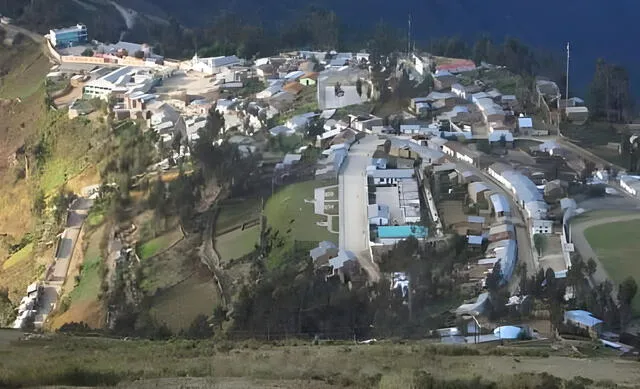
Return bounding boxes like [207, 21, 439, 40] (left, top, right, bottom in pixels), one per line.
[12, 282, 42, 329]
[366, 161, 427, 244]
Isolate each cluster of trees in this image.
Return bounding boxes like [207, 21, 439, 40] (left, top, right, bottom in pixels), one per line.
[588, 58, 634, 122]
[377, 235, 470, 333]
[193, 106, 260, 196]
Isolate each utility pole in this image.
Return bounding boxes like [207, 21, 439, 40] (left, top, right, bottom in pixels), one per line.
[407, 13, 412, 57]
[565, 42, 571, 110]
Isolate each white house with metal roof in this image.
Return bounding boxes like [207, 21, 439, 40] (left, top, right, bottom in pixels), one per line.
[191, 54, 242, 74]
[368, 204, 390, 226]
[368, 169, 415, 186]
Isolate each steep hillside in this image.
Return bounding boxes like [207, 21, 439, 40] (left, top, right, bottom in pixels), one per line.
[0, 36, 50, 240]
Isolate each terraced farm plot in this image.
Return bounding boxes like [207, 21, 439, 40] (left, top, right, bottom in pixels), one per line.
[216, 225, 260, 262]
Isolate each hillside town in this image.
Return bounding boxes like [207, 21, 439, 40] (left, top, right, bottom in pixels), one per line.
[1, 18, 640, 366]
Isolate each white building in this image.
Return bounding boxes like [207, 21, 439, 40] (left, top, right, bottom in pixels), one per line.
[488, 162, 552, 235]
[368, 204, 390, 226]
[191, 54, 242, 74]
[48, 24, 88, 48]
[83, 66, 155, 100]
[620, 175, 640, 196]
[368, 169, 415, 186]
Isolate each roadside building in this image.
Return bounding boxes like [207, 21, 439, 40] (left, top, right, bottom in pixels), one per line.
[468, 182, 491, 203]
[191, 54, 242, 74]
[565, 107, 589, 124]
[310, 241, 339, 266]
[564, 310, 604, 339]
[368, 169, 415, 186]
[518, 117, 534, 134]
[488, 222, 515, 242]
[300, 72, 319, 86]
[83, 66, 156, 100]
[620, 175, 640, 196]
[442, 141, 481, 166]
[489, 193, 511, 218]
[49, 24, 88, 48]
[368, 204, 390, 226]
[433, 70, 458, 91]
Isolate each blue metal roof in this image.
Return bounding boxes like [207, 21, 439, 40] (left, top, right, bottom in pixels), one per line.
[378, 225, 427, 239]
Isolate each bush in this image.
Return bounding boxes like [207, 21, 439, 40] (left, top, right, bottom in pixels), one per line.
[81, 48, 94, 57]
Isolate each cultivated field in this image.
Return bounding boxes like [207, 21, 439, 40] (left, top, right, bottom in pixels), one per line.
[215, 197, 262, 234]
[149, 271, 219, 332]
[137, 226, 184, 260]
[216, 225, 260, 262]
[584, 218, 640, 314]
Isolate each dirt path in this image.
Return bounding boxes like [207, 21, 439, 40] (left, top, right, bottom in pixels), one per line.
[570, 213, 640, 299]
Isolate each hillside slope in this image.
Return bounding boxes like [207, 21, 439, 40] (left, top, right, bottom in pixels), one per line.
[0, 333, 636, 388]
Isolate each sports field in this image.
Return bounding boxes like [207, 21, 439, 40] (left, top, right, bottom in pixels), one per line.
[584, 219, 640, 313]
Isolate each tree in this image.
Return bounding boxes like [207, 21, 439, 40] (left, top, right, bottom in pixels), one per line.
[171, 131, 182, 153]
[305, 116, 325, 139]
[185, 314, 213, 339]
[485, 262, 502, 292]
[618, 277, 637, 329]
[204, 106, 224, 141]
[356, 78, 363, 98]
[133, 50, 145, 59]
[586, 258, 598, 278]
[32, 189, 46, 217]
[588, 58, 633, 122]
[533, 233, 546, 256]
[212, 304, 228, 332]
[81, 48, 94, 57]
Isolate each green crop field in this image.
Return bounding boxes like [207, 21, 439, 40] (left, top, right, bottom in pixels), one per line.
[215, 198, 261, 233]
[137, 228, 184, 260]
[584, 219, 640, 314]
[2, 243, 33, 270]
[216, 225, 260, 262]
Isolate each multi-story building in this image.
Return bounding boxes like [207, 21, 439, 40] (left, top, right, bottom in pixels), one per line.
[49, 24, 88, 48]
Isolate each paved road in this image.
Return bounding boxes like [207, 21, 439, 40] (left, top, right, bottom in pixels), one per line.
[339, 135, 381, 282]
[452, 160, 536, 292]
[34, 197, 92, 327]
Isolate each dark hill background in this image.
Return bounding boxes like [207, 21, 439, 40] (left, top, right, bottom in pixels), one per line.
[134, 0, 636, 96]
[1, 0, 637, 96]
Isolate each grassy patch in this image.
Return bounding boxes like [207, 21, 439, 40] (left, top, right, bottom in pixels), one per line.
[0, 336, 637, 387]
[137, 228, 184, 260]
[0, 39, 50, 99]
[69, 246, 103, 303]
[584, 219, 640, 314]
[216, 225, 260, 262]
[264, 180, 337, 248]
[2, 243, 33, 270]
[215, 198, 262, 234]
[149, 273, 219, 332]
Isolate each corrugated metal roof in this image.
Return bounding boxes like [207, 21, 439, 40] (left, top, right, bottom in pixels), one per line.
[565, 310, 603, 327]
[489, 194, 510, 214]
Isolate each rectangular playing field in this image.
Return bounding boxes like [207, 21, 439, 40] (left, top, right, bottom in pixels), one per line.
[584, 219, 640, 314]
